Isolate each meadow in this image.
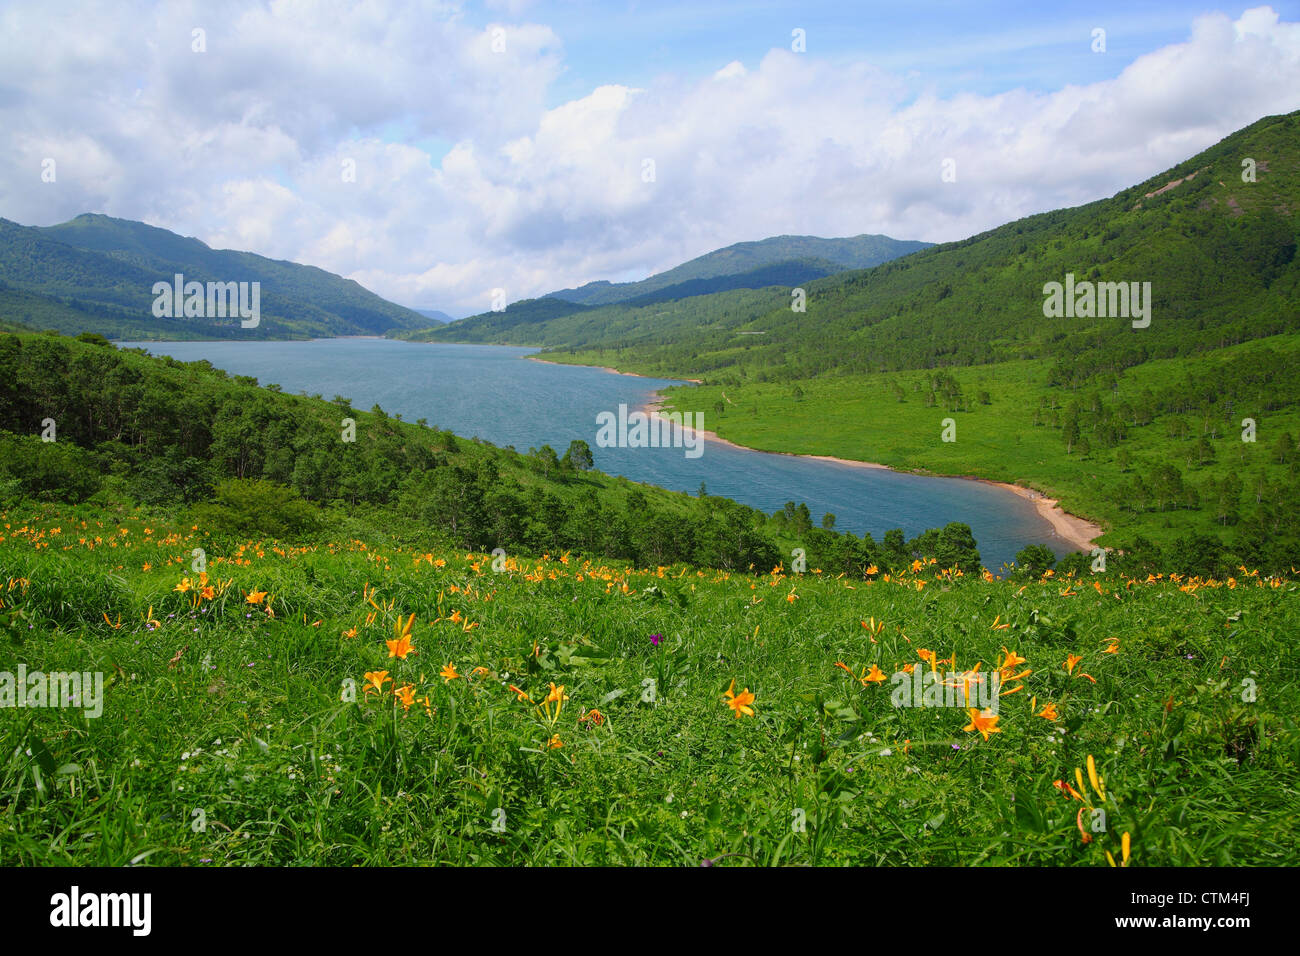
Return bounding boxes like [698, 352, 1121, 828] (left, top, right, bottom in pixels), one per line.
[1, 501, 1295, 865]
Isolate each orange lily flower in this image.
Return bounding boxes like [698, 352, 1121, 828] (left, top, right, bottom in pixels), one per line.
[723, 679, 756, 718]
[962, 707, 1001, 741]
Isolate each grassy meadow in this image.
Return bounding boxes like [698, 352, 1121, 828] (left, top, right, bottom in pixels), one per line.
[1, 502, 1296, 866]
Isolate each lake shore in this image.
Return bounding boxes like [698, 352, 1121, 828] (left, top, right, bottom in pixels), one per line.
[637, 394, 1103, 553]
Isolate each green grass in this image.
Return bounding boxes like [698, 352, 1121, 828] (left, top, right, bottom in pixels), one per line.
[1, 502, 1296, 865]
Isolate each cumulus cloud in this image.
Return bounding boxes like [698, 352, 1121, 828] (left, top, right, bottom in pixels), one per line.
[1, 2, 1298, 316]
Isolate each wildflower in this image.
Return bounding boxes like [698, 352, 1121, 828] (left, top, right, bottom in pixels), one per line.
[387, 613, 416, 659]
[1076, 807, 1092, 844]
[200, 585, 215, 601]
[1086, 754, 1105, 801]
[1065, 653, 1083, 674]
[861, 664, 887, 685]
[363, 671, 391, 696]
[1036, 702, 1060, 721]
[440, 662, 460, 682]
[580, 709, 606, 726]
[394, 684, 416, 711]
[722, 679, 756, 718]
[541, 683, 569, 725]
[962, 707, 1001, 741]
[246, 589, 267, 605]
[508, 684, 532, 702]
[999, 647, 1027, 671]
[1054, 779, 1084, 800]
[342, 627, 357, 639]
[1104, 638, 1120, 654]
[650, 633, 662, 647]
[547, 734, 563, 750]
[174, 578, 192, 593]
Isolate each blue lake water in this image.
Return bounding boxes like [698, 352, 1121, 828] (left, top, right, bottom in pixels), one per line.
[117, 337, 1071, 568]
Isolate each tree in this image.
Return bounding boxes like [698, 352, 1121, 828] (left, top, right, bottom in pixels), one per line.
[563, 439, 594, 472]
[821, 512, 836, 530]
[933, 522, 981, 574]
[531, 444, 560, 478]
[1014, 543, 1056, 577]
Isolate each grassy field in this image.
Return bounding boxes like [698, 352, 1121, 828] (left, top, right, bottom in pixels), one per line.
[1, 502, 1296, 866]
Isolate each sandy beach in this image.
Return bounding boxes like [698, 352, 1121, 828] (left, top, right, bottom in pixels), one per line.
[637, 395, 1103, 552]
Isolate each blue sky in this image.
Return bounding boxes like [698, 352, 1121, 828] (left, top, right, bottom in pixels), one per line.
[3, 1, 1300, 314]
[484, 0, 1300, 103]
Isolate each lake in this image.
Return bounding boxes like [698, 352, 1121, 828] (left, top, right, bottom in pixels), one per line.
[117, 337, 1068, 568]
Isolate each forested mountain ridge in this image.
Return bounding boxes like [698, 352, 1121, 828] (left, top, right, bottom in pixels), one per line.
[0, 213, 430, 339]
[530, 111, 1299, 379]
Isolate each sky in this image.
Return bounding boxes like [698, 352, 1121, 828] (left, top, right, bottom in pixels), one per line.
[2, 1, 1299, 317]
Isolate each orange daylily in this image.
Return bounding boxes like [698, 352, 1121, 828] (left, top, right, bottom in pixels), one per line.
[387, 613, 416, 658]
[1054, 779, 1084, 801]
[962, 707, 1001, 741]
[440, 662, 460, 682]
[723, 679, 756, 718]
[861, 664, 888, 684]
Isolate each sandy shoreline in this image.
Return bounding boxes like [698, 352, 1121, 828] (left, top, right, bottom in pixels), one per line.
[637, 395, 1103, 552]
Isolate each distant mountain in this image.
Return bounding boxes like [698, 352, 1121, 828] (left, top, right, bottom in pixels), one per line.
[406, 233, 930, 344]
[546, 234, 932, 306]
[413, 308, 454, 324]
[0, 214, 430, 339]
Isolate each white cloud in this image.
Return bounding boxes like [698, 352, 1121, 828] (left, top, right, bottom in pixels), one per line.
[1, 3, 1298, 316]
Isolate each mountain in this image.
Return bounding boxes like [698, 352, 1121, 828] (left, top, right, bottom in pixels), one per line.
[413, 308, 454, 324]
[0, 214, 430, 339]
[547, 234, 931, 306]
[403, 233, 930, 344]
[513, 111, 1299, 380]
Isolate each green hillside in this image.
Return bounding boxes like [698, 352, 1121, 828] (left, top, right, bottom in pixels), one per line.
[519, 112, 1300, 567]
[0, 214, 430, 340]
